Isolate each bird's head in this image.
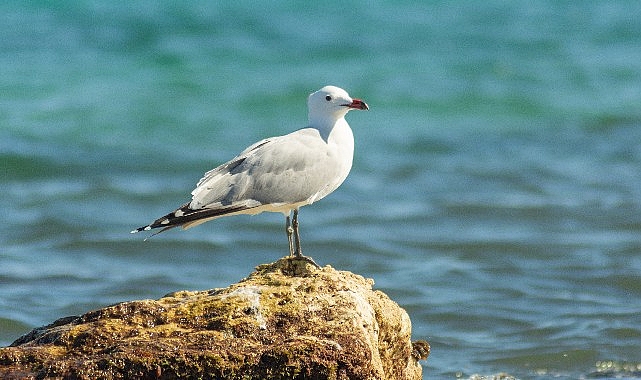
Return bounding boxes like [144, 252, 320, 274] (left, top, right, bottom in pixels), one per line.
[307, 86, 368, 126]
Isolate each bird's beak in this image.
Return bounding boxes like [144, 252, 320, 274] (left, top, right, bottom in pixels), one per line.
[344, 98, 369, 110]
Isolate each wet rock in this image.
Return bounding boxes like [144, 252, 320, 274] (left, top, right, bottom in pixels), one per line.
[0, 257, 427, 379]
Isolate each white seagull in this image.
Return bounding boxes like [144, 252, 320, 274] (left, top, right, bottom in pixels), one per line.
[132, 85, 369, 263]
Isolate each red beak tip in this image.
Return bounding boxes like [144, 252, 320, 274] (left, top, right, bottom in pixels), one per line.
[352, 99, 369, 110]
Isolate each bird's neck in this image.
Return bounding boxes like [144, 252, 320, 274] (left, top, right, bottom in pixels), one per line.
[309, 114, 348, 142]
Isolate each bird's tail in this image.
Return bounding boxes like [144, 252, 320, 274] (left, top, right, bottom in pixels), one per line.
[130, 202, 250, 239]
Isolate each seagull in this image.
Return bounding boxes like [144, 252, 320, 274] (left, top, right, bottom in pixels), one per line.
[131, 85, 369, 264]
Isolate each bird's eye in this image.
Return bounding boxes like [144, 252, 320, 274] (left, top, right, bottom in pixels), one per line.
[325, 95, 332, 101]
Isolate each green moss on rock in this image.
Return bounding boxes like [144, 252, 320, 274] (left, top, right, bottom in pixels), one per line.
[0, 257, 427, 379]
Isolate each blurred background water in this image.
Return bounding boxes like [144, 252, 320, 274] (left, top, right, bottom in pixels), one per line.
[2, 1, 641, 379]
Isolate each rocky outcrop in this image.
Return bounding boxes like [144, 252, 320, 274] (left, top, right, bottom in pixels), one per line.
[0, 257, 428, 379]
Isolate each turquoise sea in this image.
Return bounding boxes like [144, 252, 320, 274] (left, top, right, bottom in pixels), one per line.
[2, 1, 641, 378]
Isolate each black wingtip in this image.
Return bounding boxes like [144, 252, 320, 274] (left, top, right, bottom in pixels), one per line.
[131, 203, 253, 239]
[130, 226, 149, 234]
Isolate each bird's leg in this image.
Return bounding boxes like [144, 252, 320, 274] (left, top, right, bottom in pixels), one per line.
[292, 209, 303, 257]
[286, 214, 295, 257]
[285, 209, 319, 268]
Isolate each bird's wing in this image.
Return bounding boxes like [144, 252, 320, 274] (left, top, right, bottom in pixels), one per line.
[194, 138, 272, 189]
[190, 128, 344, 210]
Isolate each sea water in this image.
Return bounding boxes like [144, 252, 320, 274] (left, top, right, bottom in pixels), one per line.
[2, 2, 641, 378]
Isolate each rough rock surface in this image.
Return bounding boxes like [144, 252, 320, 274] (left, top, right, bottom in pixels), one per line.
[0, 257, 426, 379]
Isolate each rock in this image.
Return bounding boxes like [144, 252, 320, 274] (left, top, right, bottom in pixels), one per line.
[0, 257, 427, 379]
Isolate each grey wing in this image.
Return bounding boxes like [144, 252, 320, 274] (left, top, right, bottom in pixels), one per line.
[190, 129, 344, 210]
[194, 138, 271, 189]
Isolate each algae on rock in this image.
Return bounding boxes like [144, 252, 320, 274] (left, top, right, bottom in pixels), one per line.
[0, 257, 428, 380]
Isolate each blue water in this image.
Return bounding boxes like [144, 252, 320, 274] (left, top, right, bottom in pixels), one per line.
[2, 2, 641, 378]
